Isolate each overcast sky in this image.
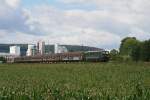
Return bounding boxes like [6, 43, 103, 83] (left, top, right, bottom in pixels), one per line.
[0, 0, 150, 49]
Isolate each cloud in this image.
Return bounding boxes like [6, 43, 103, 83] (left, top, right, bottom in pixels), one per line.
[26, 6, 128, 36]
[0, 0, 20, 16]
[0, 0, 42, 35]
[5, 0, 20, 8]
[46, 28, 121, 49]
[59, 0, 150, 13]
[0, 0, 150, 49]
[129, 28, 150, 40]
[21, 5, 121, 48]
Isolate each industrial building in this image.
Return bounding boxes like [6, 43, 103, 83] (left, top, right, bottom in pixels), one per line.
[0, 41, 108, 63]
[26, 45, 36, 56]
[9, 46, 20, 56]
[37, 41, 45, 55]
[54, 43, 59, 54]
[0, 46, 21, 63]
[55, 44, 68, 54]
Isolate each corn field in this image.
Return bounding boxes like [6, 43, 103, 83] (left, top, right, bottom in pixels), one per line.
[0, 62, 150, 100]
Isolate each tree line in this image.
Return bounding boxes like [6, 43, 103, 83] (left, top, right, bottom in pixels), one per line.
[110, 37, 150, 62]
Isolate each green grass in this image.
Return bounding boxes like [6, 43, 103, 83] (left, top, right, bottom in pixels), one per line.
[0, 62, 150, 100]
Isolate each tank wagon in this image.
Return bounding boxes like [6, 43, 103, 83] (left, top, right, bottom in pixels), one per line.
[14, 51, 109, 63]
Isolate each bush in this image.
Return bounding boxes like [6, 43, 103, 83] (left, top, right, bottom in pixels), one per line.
[0, 57, 6, 63]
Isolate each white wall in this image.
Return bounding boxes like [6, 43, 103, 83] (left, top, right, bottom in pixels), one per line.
[37, 41, 45, 55]
[10, 46, 20, 56]
[26, 45, 35, 56]
[54, 43, 59, 54]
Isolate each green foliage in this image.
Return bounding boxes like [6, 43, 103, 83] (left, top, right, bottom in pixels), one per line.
[110, 49, 120, 61]
[131, 42, 141, 62]
[119, 37, 150, 62]
[121, 55, 132, 62]
[110, 49, 119, 56]
[0, 57, 6, 63]
[120, 37, 139, 56]
[140, 40, 150, 61]
[0, 63, 150, 99]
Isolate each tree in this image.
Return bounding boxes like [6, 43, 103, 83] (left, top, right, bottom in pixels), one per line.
[140, 40, 150, 61]
[120, 37, 140, 56]
[131, 42, 141, 62]
[119, 37, 150, 62]
[110, 49, 119, 55]
[110, 49, 120, 61]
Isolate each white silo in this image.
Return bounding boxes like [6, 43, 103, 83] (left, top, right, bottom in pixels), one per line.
[26, 45, 35, 56]
[10, 46, 20, 56]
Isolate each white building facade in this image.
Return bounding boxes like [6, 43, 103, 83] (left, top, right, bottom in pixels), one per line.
[10, 46, 20, 56]
[26, 45, 36, 56]
[37, 41, 45, 55]
[54, 43, 59, 54]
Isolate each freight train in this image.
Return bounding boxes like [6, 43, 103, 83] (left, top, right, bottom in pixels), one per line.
[13, 51, 110, 63]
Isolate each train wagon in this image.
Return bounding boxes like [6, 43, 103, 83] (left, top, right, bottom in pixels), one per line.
[13, 51, 110, 63]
